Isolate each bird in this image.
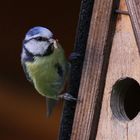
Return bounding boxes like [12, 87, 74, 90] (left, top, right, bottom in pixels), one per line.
[21, 26, 76, 116]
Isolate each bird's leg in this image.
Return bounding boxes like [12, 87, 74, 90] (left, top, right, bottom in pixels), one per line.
[115, 9, 129, 15]
[69, 52, 81, 61]
[58, 93, 77, 101]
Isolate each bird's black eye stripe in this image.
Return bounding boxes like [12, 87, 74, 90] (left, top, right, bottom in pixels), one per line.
[35, 37, 48, 41]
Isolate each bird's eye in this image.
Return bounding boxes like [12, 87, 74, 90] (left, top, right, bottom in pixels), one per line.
[35, 37, 48, 41]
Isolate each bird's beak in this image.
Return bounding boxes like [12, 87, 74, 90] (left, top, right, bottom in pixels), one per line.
[53, 40, 58, 49]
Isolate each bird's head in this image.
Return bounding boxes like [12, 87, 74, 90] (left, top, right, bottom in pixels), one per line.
[23, 26, 57, 58]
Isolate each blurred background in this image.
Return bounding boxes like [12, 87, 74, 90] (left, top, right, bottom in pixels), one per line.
[0, 0, 81, 139]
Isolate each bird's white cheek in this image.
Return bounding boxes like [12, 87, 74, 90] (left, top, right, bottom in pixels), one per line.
[25, 41, 50, 55]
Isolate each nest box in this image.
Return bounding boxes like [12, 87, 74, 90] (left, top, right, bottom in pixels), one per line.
[59, 0, 140, 140]
[68, 0, 140, 140]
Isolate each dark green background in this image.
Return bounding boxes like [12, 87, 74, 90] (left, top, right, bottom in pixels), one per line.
[0, 0, 81, 139]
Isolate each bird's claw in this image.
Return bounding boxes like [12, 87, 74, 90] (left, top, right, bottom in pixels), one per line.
[58, 93, 78, 101]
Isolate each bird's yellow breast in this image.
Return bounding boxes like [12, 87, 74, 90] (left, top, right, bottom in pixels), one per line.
[25, 48, 68, 99]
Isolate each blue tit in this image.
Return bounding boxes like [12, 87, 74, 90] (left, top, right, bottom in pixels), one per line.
[21, 26, 76, 116]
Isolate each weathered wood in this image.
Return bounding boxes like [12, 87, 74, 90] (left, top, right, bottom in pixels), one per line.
[71, 0, 119, 140]
[126, 0, 140, 53]
[59, 0, 94, 139]
[96, 0, 140, 140]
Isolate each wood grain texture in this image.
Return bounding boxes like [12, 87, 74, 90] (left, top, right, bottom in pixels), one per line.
[126, 0, 140, 53]
[59, 0, 94, 139]
[96, 0, 140, 140]
[70, 0, 119, 139]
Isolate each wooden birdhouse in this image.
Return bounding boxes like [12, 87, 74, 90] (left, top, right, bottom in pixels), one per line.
[59, 0, 140, 140]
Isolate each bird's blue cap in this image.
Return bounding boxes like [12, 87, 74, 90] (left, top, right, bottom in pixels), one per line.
[25, 26, 53, 41]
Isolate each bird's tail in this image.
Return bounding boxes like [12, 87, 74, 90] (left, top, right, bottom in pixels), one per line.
[46, 97, 57, 116]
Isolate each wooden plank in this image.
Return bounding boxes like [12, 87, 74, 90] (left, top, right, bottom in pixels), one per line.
[126, 0, 140, 53]
[59, 0, 94, 139]
[96, 0, 140, 139]
[70, 0, 119, 140]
